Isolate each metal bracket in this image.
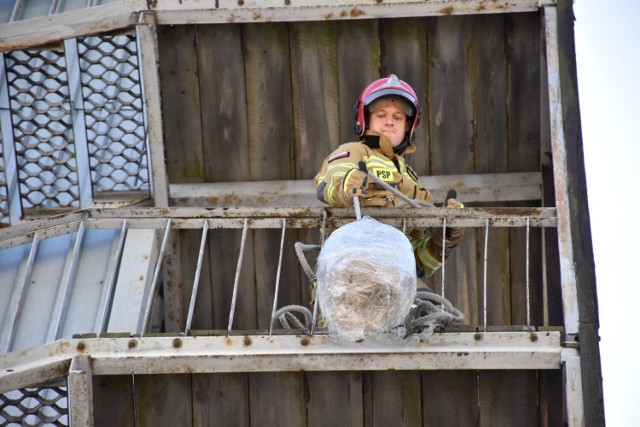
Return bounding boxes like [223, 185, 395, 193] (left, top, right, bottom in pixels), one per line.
[137, 10, 157, 25]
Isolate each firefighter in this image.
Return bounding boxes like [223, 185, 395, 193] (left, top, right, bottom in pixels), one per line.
[314, 74, 464, 276]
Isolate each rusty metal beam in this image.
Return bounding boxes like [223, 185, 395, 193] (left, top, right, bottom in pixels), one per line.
[152, 0, 555, 25]
[136, 13, 169, 208]
[0, 1, 555, 52]
[0, 206, 558, 250]
[0, 331, 562, 393]
[561, 347, 585, 426]
[545, 5, 585, 426]
[68, 355, 94, 427]
[0, 2, 140, 52]
[543, 6, 579, 338]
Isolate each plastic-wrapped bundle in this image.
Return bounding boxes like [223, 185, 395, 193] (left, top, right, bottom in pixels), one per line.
[317, 217, 416, 340]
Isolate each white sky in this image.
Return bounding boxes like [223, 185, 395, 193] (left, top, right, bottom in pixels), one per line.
[573, 0, 640, 425]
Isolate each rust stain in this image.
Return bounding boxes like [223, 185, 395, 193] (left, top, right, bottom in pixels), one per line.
[300, 337, 310, 346]
[128, 339, 137, 349]
[139, 275, 144, 281]
[476, 3, 486, 12]
[172, 338, 183, 348]
[483, 207, 545, 216]
[76, 342, 86, 353]
[350, 8, 365, 18]
[224, 336, 234, 346]
[440, 6, 454, 15]
[474, 333, 483, 341]
[324, 13, 334, 20]
[50, 340, 72, 358]
[529, 333, 538, 342]
[253, 12, 261, 20]
[243, 336, 252, 347]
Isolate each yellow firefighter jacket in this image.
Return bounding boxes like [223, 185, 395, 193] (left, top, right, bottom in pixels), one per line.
[314, 130, 463, 275]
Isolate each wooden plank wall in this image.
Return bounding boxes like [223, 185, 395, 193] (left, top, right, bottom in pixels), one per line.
[92, 12, 565, 427]
[158, 14, 553, 330]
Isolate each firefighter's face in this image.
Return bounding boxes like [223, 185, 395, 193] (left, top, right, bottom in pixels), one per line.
[367, 103, 410, 147]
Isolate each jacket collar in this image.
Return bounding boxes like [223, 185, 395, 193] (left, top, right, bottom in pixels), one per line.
[362, 130, 415, 157]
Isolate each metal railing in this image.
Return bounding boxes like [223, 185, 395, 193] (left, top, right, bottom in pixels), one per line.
[0, 206, 558, 345]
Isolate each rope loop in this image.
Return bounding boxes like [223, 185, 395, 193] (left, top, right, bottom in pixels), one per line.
[273, 305, 313, 331]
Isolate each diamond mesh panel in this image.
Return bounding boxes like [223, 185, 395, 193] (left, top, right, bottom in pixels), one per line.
[0, 386, 68, 426]
[5, 49, 79, 209]
[79, 34, 150, 193]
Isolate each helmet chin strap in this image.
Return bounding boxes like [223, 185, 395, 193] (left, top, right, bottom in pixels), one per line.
[393, 136, 411, 154]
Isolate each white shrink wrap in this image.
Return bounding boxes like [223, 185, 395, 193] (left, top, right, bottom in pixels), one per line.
[317, 217, 416, 340]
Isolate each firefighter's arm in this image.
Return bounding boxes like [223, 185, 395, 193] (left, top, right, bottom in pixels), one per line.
[314, 146, 367, 207]
[411, 196, 465, 274]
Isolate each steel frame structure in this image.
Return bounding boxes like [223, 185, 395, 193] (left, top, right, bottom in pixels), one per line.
[0, 0, 587, 425]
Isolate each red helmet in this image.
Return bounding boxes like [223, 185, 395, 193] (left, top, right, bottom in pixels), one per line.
[354, 74, 421, 143]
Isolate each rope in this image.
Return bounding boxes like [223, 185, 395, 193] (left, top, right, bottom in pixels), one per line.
[272, 305, 313, 331]
[294, 242, 320, 282]
[405, 290, 464, 334]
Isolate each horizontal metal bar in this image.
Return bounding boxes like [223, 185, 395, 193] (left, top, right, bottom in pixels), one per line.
[86, 206, 556, 222]
[0, 207, 557, 250]
[0, 0, 554, 52]
[0, 220, 83, 250]
[0, 331, 562, 392]
[89, 214, 556, 229]
[0, 2, 139, 52]
[0, 211, 84, 239]
[153, 0, 554, 25]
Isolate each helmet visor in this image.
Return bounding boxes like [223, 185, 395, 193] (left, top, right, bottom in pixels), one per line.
[365, 94, 415, 117]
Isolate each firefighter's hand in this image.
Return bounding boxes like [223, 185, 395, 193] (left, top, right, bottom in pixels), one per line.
[445, 198, 464, 209]
[343, 168, 368, 199]
[443, 189, 464, 209]
[442, 192, 464, 240]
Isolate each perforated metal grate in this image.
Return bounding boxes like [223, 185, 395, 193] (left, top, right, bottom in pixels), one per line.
[0, 385, 68, 426]
[79, 34, 149, 194]
[0, 32, 150, 220]
[5, 48, 79, 209]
